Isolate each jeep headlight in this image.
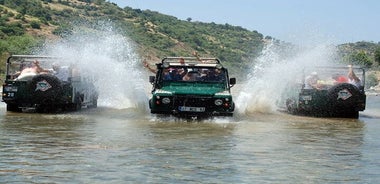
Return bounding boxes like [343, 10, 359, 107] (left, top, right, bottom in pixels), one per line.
[162, 97, 171, 104]
[214, 99, 223, 106]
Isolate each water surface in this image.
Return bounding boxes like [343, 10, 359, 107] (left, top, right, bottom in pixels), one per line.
[0, 96, 379, 183]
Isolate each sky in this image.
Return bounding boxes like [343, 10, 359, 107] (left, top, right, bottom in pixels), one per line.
[108, 0, 380, 45]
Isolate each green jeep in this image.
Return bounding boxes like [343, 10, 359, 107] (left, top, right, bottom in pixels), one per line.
[284, 66, 366, 118]
[2, 55, 98, 113]
[148, 57, 236, 118]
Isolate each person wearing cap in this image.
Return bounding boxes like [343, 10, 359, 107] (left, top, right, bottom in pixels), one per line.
[51, 63, 70, 81]
[332, 74, 349, 84]
[305, 72, 321, 89]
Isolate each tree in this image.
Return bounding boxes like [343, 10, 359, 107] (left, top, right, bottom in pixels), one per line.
[375, 47, 380, 66]
[348, 51, 372, 67]
[30, 21, 41, 29]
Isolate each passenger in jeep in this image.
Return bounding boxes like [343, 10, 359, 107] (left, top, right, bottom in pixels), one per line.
[332, 74, 349, 84]
[16, 60, 48, 80]
[51, 63, 70, 81]
[305, 72, 321, 89]
[182, 71, 200, 81]
[207, 68, 225, 81]
[169, 68, 186, 81]
[348, 65, 362, 87]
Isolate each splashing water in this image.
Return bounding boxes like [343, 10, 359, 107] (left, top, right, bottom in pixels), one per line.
[40, 22, 148, 110]
[235, 41, 338, 115]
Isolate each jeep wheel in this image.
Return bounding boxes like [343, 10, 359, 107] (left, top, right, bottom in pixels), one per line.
[286, 98, 298, 114]
[71, 93, 82, 111]
[6, 104, 21, 112]
[30, 74, 62, 104]
[88, 96, 98, 108]
[331, 110, 359, 119]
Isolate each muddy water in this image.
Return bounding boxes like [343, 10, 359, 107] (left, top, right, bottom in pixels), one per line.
[0, 96, 379, 183]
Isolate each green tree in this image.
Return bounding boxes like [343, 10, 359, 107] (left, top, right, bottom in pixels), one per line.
[375, 47, 380, 66]
[30, 21, 41, 29]
[3, 35, 39, 54]
[0, 35, 41, 74]
[348, 51, 373, 67]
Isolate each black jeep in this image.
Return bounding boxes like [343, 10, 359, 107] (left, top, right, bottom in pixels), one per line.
[2, 55, 98, 113]
[148, 57, 236, 118]
[284, 66, 366, 118]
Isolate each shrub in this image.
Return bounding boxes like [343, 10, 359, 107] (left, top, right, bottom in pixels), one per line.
[30, 21, 41, 29]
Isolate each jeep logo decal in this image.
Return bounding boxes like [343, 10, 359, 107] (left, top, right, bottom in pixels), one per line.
[35, 80, 52, 92]
[337, 89, 352, 100]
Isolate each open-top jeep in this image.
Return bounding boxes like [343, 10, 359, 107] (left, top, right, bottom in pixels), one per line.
[284, 66, 366, 118]
[2, 55, 98, 113]
[148, 57, 236, 118]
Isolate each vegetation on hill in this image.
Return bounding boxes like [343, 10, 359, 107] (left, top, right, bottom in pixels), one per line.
[0, 0, 379, 81]
[0, 0, 265, 73]
[338, 41, 380, 68]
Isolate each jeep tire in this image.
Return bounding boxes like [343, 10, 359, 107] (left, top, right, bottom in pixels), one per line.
[30, 74, 62, 105]
[327, 83, 361, 118]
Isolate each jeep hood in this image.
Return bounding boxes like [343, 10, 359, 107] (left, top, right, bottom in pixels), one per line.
[159, 83, 227, 96]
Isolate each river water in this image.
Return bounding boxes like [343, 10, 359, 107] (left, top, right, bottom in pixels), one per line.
[0, 94, 379, 183]
[1, 28, 379, 183]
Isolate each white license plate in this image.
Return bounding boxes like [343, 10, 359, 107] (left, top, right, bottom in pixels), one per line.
[4, 86, 18, 92]
[301, 95, 312, 101]
[179, 106, 205, 112]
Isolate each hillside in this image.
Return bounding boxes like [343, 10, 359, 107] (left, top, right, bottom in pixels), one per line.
[0, 0, 379, 74]
[338, 41, 380, 67]
[0, 0, 267, 72]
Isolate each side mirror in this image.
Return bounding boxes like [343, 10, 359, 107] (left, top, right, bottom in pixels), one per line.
[149, 76, 155, 84]
[229, 78, 236, 87]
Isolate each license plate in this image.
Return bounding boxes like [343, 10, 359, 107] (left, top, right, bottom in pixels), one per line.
[179, 106, 205, 112]
[4, 86, 18, 92]
[301, 95, 312, 101]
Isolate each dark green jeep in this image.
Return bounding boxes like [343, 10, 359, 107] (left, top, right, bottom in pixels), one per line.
[148, 57, 236, 118]
[284, 66, 366, 118]
[2, 55, 98, 112]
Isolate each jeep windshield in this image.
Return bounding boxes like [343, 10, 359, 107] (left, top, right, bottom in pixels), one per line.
[5, 55, 70, 81]
[161, 67, 226, 82]
[157, 57, 229, 87]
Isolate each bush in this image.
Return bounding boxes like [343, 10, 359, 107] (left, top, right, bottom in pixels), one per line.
[30, 21, 41, 29]
[366, 72, 379, 88]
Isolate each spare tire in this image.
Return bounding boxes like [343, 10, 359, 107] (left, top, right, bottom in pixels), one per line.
[327, 83, 361, 110]
[30, 74, 62, 104]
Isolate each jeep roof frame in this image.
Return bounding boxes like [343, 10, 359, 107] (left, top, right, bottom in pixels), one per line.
[161, 57, 221, 63]
[160, 57, 224, 69]
[7, 55, 61, 64]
